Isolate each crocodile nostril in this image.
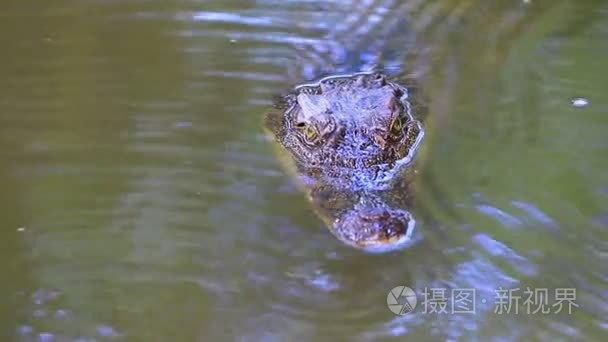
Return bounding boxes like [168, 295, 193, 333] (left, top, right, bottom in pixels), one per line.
[382, 219, 405, 238]
[359, 142, 370, 150]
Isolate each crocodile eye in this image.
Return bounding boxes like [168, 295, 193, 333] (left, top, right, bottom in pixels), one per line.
[389, 116, 404, 138]
[303, 125, 319, 143]
[296, 122, 320, 145]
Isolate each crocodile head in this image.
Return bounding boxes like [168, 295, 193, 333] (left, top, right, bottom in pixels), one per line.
[265, 72, 424, 252]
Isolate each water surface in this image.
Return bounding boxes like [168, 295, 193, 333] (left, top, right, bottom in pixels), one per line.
[1, 0, 607, 341]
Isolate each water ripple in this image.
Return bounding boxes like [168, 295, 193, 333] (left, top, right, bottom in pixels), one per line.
[2, 0, 606, 341]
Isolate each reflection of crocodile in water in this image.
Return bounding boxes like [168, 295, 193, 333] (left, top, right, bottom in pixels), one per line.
[264, 72, 425, 252]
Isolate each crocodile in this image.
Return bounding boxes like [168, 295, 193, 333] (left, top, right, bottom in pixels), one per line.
[264, 72, 425, 252]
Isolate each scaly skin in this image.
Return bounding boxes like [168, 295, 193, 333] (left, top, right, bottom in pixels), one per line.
[264, 72, 425, 252]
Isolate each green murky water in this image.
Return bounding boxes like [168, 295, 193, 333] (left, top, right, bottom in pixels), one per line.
[1, 0, 606, 341]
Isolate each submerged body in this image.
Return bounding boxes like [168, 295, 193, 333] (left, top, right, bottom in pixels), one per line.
[264, 72, 425, 252]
